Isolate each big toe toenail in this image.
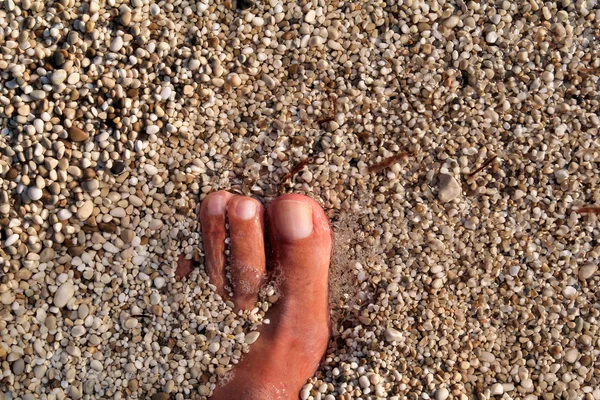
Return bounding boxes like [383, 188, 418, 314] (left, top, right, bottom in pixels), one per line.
[273, 200, 313, 240]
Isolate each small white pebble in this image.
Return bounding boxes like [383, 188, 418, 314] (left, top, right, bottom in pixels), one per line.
[245, 331, 260, 345]
[150, 3, 160, 16]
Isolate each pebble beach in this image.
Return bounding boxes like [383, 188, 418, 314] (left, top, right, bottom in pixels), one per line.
[1, 0, 600, 399]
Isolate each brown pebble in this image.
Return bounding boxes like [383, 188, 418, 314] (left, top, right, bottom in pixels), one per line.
[151, 305, 163, 315]
[69, 246, 86, 257]
[207, 37, 219, 48]
[39, 247, 56, 263]
[83, 168, 96, 180]
[580, 355, 592, 366]
[129, 379, 139, 391]
[289, 63, 299, 75]
[16, 269, 32, 280]
[121, 229, 135, 244]
[6, 168, 18, 180]
[292, 136, 307, 146]
[97, 222, 118, 234]
[68, 126, 89, 142]
[282, 31, 296, 40]
[152, 392, 169, 400]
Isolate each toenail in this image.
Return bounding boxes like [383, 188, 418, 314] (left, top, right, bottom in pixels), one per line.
[273, 200, 313, 240]
[236, 199, 257, 220]
[207, 195, 226, 215]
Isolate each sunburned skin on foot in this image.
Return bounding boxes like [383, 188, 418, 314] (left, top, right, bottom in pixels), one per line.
[191, 192, 332, 400]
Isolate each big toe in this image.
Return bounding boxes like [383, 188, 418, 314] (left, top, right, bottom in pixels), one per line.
[267, 194, 332, 305]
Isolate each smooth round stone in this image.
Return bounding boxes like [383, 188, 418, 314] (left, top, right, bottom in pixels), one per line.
[82, 179, 99, 192]
[103, 242, 119, 253]
[57, 209, 72, 220]
[90, 360, 103, 371]
[128, 195, 143, 206]
[52, 51, 66, 66]
[45, 315, 57, 331]
[486, 31, 498, 43]
[579, 263, 596, 280]
[565, 348, 579, 363]
[435, 388, 449, 400]
[146, 125, 160, 134]
[5, 233, 19, 247]
[154, 276, 166, 289]
[208, 342, 220, 354]
[28, 186, 43, 201]
[555, 169, 569, 183]
[358, 375, 370, 389]
[34, 365, 47, 379]
[304, 9, 316, 23]
[443, 15, 460, 28]
[490, 383, 504, 395]
[1, 291, 15, 305]
[39, 248, 55, 263]
[149, 219, 163, 230]
[563, 286, 577, 299]
[111, 160, 126, 175]
[228, 73, 242, 87]
[30, 90, 46, 100]
[120, 7, 132, 25]
[78, 304, 89, 319]
[245, 331, 260, 344]
[68, 126, 89, 141]
[150, 292, 161, 305]
[520, 378, 533, 390]
[66, 346, 82, 357]
[12, 358, 25, 375]
[77, 200, 94, 220]
[309, 36, 323, 46]
[480, 351, 496, 363]
[67, 73, 80, 85]
[70, 386, 82, 399]
[160, 86, 172, 100]
[110, 207, 126, 218]
[72, 325, 86, 337]
[54, 281, 75, 308]
[150, 3, 160, 15]
[51, 69, 67, 85]
[252, 16, 264, 26]
[110, 36, 124, 52]
[124, 318, 138, 329]
[121, 229, 135, 243]
[144, 164, 158, 175]
[189, 59, 200, 70]
[300, 388, 311, 400]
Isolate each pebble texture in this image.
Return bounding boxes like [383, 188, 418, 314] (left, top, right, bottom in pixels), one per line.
[0, 0, 599, 399]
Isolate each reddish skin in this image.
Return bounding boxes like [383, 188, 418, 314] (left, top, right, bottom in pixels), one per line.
[179, 192, 332, 399]
[176, 255, 194, 280]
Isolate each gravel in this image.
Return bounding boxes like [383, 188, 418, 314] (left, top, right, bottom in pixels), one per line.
[1, 0, 600, 399]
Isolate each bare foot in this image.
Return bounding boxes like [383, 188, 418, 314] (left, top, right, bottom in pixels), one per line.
[185, 191, 332, 399]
